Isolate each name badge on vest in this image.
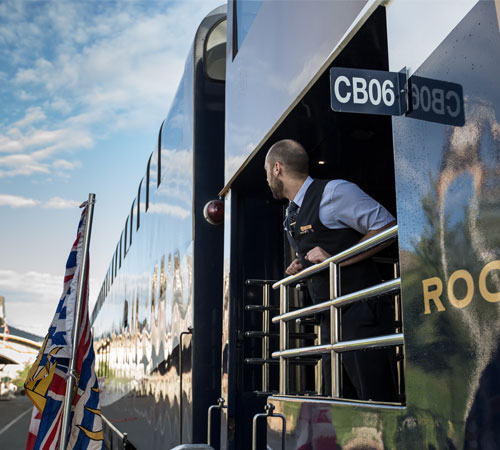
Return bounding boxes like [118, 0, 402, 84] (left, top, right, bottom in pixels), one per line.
[299, 224, 314, 235]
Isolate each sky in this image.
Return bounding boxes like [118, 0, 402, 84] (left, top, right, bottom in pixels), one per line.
[0, 0, 223, 336]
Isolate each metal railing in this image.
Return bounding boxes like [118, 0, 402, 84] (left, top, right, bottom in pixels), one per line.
[101, 414, 130, 449]
[244, 280, 319, 395]
[244, 279, 277, 394]
[179, 327, 193, 443]
[271, 225, 404, 399]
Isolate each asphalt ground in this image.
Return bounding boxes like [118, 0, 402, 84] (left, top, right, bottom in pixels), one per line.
[0, 395, 33, 450]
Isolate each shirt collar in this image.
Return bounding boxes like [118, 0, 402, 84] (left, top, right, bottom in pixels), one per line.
[291, 176, 313, 208]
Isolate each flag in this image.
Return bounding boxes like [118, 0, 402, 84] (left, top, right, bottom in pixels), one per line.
[26, 407, 42, 450]
[25, 206, 103, 450]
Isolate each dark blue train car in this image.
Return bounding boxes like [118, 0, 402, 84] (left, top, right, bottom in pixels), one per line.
[92, 1, 500, 449]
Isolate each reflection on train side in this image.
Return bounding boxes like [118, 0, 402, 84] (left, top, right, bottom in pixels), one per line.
[408, 75, 465, 126]
[94, 246, 193, 423]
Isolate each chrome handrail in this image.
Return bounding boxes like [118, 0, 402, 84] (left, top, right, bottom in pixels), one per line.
[272, 224, 398, 289]
[272, 278, 401, 324]
[272, 333, 404, 358]
[272, 225, 401, 398]
[101, 414, 129, 449]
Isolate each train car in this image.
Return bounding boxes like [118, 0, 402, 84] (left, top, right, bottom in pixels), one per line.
[92, 0, 500, 449]
[91, 5, 227, 449]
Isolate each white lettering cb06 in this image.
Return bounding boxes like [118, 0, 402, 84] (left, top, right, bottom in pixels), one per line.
[333, 76, 395, 107]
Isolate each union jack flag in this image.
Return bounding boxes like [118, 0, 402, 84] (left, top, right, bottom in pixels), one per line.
[25, 206, 104, 450]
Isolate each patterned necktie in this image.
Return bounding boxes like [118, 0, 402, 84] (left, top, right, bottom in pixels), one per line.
[286, 201, 299, 235]
[285, 201, 300, 255]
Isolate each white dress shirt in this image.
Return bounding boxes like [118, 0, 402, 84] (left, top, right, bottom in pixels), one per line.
[291, 176, 395, 234]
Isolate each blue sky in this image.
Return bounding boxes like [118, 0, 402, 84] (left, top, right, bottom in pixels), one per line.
[0, 0, 223, 336]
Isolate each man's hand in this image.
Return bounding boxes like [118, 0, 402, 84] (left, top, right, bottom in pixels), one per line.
[305, 246, 331, 264]
[285, 258, 303, 275]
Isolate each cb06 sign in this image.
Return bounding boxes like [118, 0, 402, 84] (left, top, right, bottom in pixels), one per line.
[330, 67, 407, 116]
[330, 67, 465, 126]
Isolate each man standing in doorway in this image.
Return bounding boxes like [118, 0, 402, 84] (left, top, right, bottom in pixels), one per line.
[264, 139, 397, 401]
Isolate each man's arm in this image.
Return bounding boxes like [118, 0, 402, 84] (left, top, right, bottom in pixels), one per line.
[304, 220, 396, 266]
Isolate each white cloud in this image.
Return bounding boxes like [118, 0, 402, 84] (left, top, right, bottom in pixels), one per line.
[0, 134, 23, 153]
[0, 123, 92, 177]
[52, 159, 77, 170]
[0, 153, 50, 177]
[50, 97, 72, 115]
[0, 269, 62, 303]
[0, 0, 221, 183]
[13, 106, 46, 129]
[14, 1, 219, 124]
[43, 197, 80, 210]
[0, 268, 100, 336]
[0, 194, 39, 208]
[0, 193, 80, 209]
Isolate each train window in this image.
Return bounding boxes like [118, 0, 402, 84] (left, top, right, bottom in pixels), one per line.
[233, 0, 263, 55]
[146, 154, 152, 212]
[114, 246, 118, 277]
[157, 122, 164, 187]
[137, 179, 143, 230]
[119, 234, 123, 268]
[150, 150, 159, 210]
[205, 19, 227, 81]
[123, 299, 128, 329]
[130, 199, 135, 246]
[123, 218, 128, 258]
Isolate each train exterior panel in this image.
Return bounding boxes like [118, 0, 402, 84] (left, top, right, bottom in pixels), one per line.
[92, 7, 226, 449]
[223, 0, 370, 188]
[247, 1, 499, 449]
[91, 1, 500, 449]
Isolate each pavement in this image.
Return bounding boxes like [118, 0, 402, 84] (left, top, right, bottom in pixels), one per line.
[0, 395, 33, 450]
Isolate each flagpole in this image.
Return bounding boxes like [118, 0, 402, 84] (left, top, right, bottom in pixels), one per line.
[60, 193, 96, 450]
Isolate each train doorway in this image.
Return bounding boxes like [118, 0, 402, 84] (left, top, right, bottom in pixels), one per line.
[225, 6, 402, 448]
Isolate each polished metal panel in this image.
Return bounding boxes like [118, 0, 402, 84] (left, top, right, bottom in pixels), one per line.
[386, 0, 479, 76]
[234, 0, 263, 52]
[224, 0, 371, 189]
[220, 189, 232, 450]
[390, 1, 500, 447]
[92, 7, 226, 449]
[93, 53, 195, 446]
[266, 2, 500, 448]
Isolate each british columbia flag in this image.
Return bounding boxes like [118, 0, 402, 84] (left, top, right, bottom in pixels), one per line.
[24, 206, 104, 450]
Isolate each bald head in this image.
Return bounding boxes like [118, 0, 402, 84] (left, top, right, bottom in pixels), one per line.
[264, 139, 309, 200]
[266, 139, 309, 178]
